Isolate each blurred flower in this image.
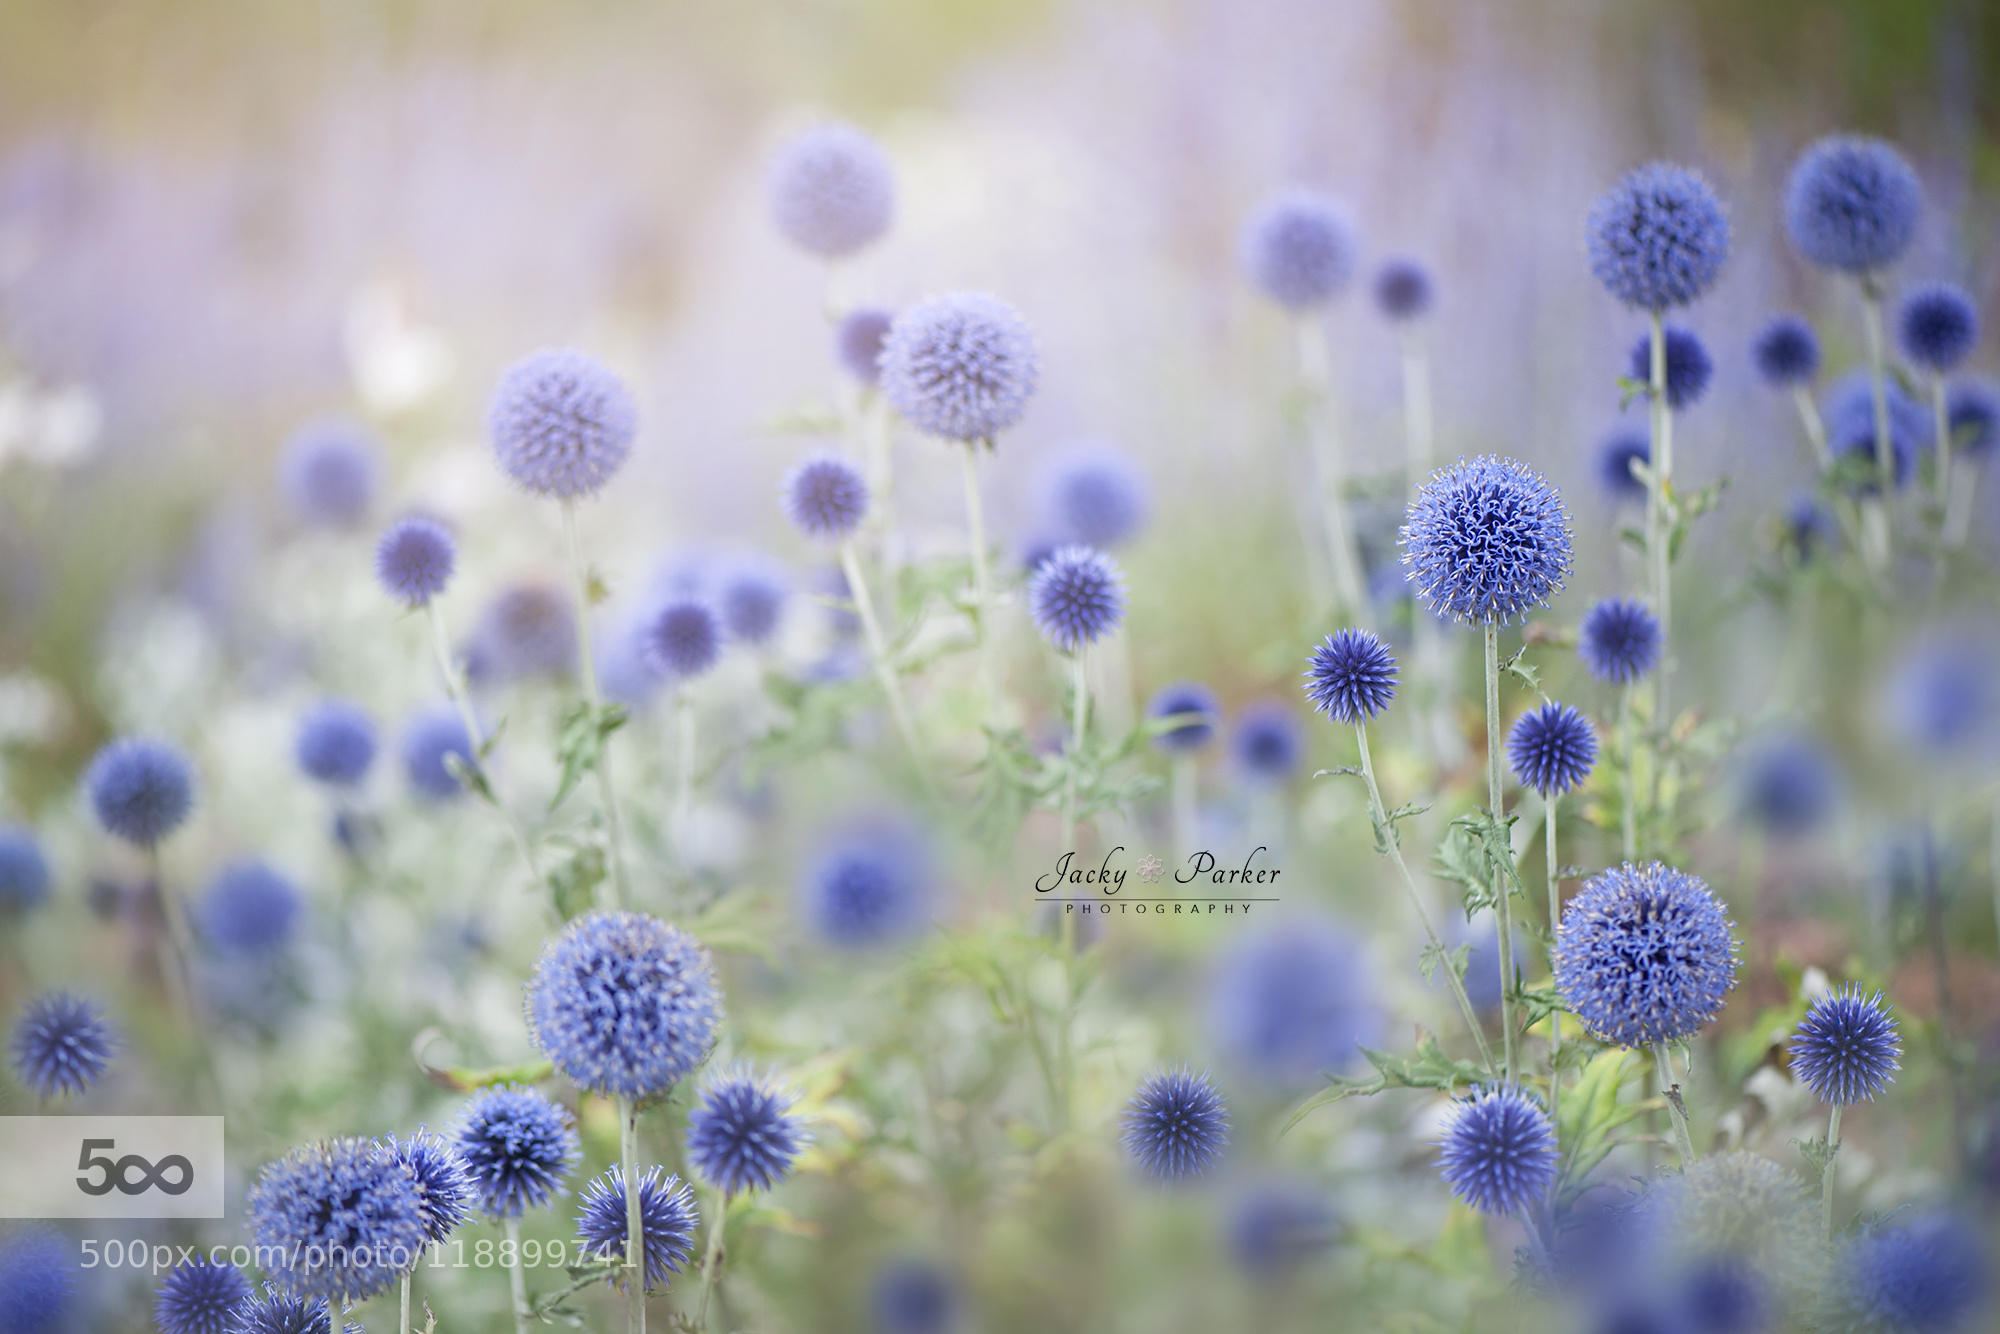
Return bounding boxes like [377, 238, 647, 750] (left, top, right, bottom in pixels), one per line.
[279, 419, 380, 529]
[1594, 428, 1651, 504]
[85, 736, 195, 846]
[1897, 283, 1980, 373]
[0, 1230, 74, 1334]
[1788, 983, 1900, 1105]
[1238, 189, 1357, 311]
[453, 1085, 579, 1218]
[472, 582, 576, 682]
[1507, 701, 1598, 796]
[1579, 597, 1661, 685]
[835, 307, 894, 385]
[1627, 325, 1713, 410]
[879, 293, 1039, 442]
[1825, 369, 1933, 447]
[1635, 1152, 1821, 1308]
[1373, 257, 1434, 322]
[1302, 627, 1397, 725]
[1146, 681, 1219, 753]
[718, 555, 788, 647]
[488, 348, 636, 500]
[1839, 1212, 1988, 1334]
[575, 1165, 698, 1293]
[294, 700, 376, 789]
[1885, 630, 1998, 757]
[1947, 380, 1999, 459]
[1679, 1258, 1767, 1334]
[645, 599, 722, 681]
[799, 815, 933, 949]
[1585, 162, 1730, 311]
[0, 826, 51, 916]
[1038, 447, 1150, 549]
[1785, 136, 1922, 275]
[8, 990, 114, 1098]
[1225, 1181, 1336, 1276]
[767, 122, 895, 259]
[153, 1256, 250, 1334]
[1830, 412, 1919, 495]
[1401, 456, 1573, 626]
[384, 1130, 473, 1251]
[196, 861, 301, 957]
[1028, 545, 1125, 653]
[1229, 698, 1304, 783]
[686, 1072, 805, 1195]
[1556, 861, 1737, 1048]
[246, 1138, 426, 1302]
[398, 706, 475, 801]
[782, 455, 870, 542]
[1751, 315, 1821, 387]
[1121, 1067, 1229, 1181]
[373, 515, 457, 607]
[871, 1257, 960, 1334]
[1781, 494, 1835, 561]
[1209, 917, 1375, 1088]
[1437, 1085, 1557, 1215]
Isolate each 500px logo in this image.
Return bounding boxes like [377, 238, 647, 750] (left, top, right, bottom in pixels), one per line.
[74, 1139, 194, 1197]
[0, 1117, 223, 1219]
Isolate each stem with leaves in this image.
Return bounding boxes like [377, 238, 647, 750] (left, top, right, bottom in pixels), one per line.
[561, 498, 629, 907]
[1484, 625, 1519, 1082]
[423, 600, 544, 886]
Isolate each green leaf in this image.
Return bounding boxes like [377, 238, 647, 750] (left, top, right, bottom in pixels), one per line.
[441, 752, 497, 805]
[544, 839, 606, 919]
[1555, 1047, 1648, 1190]
[549, 701, 629, 815]
[1278, 1035, 1489, 1135]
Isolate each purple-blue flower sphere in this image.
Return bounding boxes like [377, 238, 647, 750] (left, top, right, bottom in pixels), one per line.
[1628, 325, 1713, 410]
[1555, 861, 1737, 1048]
[835, 306, 893, 385]
[686, 1073, 806, 1195]
[294, 699, 376, 788]
[1436, 1085, 1558, 1215]
[229, 1289, 362, 1334]
[86, 736, 194, 846]
[718, 556, 788, 646]
[1041, 448, 1150, 549]
[1782, 493, 1836, 561]
[9, 990, 114, 1098]
[1209, 918, 1376, 1089]
[1230, 699, 1305, 783]
[575, 1165, 699, 1293]
[1121, 1067, 1229, 1181]
[1302, 627, 1398, 725]
[1948, 380, 2000, 459]
[0, 1231, 74, 1334]
[0, 826, 51, 916]
[782, 455, 870, 542]
[279, 418, 380, 528]
[1585, 162, 1730, 311]
[472, 582, 576, 683]
[1507, 702, 1598, 797]
[1785, 136, 1922, 275]
[1595, 429, 1651, 504]
[488, 348, 637, 500]
[871, 1258, 960, 1334]
[800, 816, 933, 949]
[373, 515, 457, 606]
[246, 1137, 426, 1302]
[645, 599, 722, 681]
[526, 910, 723, 1099]
[1373, 257, 1435, 321]
[453, 1084, 579, 1218]
[1239, 189, 1357, 311]
[197, 860, 301, 956]
[1225, 1181, 1336, 1276]
[399, 706, 475, 801]
[1579, 597, 1661, 685]
[1402, 455, 1574, 626]
[1788, 984, 1900, 1106]
[1898, 282, 1980, 373]
[1147, 681, 1220, 753]
[154, 1256, 251, 1334]
[1886, 631, 1997, 758]
[1735, 733, 1839, 837]
[1028, 545, 1125, 653]
[879, 293, 1039, 442]
[767, 123, 895, 259]
[384, 1130, 473, 1249]
[1841, 1213, 1989, 1334]
[1752, 316, 1821, 387]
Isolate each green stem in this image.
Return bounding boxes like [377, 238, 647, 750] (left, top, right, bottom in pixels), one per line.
[1061, 651, 1089, 855]
[1931, 373, 1953, 514]
[399, 1274, 410, 1334]
[838, 541, 927, 774]
[1545, 794, 1563, 1099]
[1619, 684, 1638, 862]
[1484, 625, 1518, 1082]
[424, 600, 544, 886]
[1821, 1103, 1843, 1240]
[959, 442, 1000, 725]
[1298, 319, 1366, 614]
[618, 1098, 646, 1334]
[695, 1188, 729, 1328]
[1654, 1041, 1696, 1166]
[561, 498, 629, 908]
[674, 686, 695, 853]
[1791, 385, 1832, 471]
[1860, 284, 1896, 505]
[1647, 312, 1673, 731]
[504, 1216, 530, 1334]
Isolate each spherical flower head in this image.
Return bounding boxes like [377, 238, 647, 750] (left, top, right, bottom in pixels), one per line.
[1555, 861, 1738, 1048]
[1436, 1085, 1558, 1216]
[383, 1130, 473, 1249]
[9, 989, 115, 1099]
[1898, 282, 1981, 374]
[1886, 631, 1998, 758]
[1841, 1213, 1989, 1334]
[279, 418, 380, 528]
[871, 1258, 960, 1334]
[1595, 429, 1652, 504]
[1586, 162, 1730, 311]
[155, 1256, 252, 1334]
[800, 816, 933, 949]
[1628, 325, 1713, 410]
[1041, 448, 1150, 549]
[246, 1137, 426, 1302]
[1788, 983, 1900, 1106]
[1830, 413, 1919, 496]
[294, 700, 376, 789]
[1301, 627, 1397, 725]
[767, 122, 894, 259]
[1121, 1066, 1229, 1181]
[686, 1073, 806, 1195]
[781, 455, 870, 542]
[1508, 701, 1598, 797]
[1634, 1153, 1822, 1312]
[399, 706, 475, 801]
[1028, 545, 1125, 653]
[1225, 1182, 1336, 1276]
[1681, 1258, 1767, 1334]
[0, 1231, 74, 1334]
[1401, 455, 1574, 626]
[1785, 135, 1922, 275]
[526, 910, 723, 1100]
[575, 1165, 698, 1293]
[228, 1289, 363, 1334]
[1373, 257, 1435, 321]
[1752, 315, 1822, 387]
[1948, 379, 2000, 460]
[878, 293, 1039, 441]
[644, 599, 722, 681]
[0, 826, 51, 916]
[1579, 597, 1662, 686]
[1208, 918, 1377, 1089]
[835, 307, 893, 385]
[1230, 700, 1305, 783]
[85, 736, 195, 847]
[452, 1084, 579, 1218]
[1782, 493, 1836, 562]
[197, 861, 301, 956]
[1147, 681, 1220, 754]
[1239, 189, 1357, 311]
[474, 582, 577, 682]
[373, 516, 456, 606]
[1734, 733, 1839, 837]
[718, 556, 787, 646]
[488, 348, 636, 500]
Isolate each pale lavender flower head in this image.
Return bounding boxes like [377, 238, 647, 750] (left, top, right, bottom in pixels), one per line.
[767, 123, 895, 259]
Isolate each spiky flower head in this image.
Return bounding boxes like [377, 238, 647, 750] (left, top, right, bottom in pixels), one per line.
[1752, 315, 1822, 387]
[1839, 1212, 1989, 1334]
[1401, 455, 1574, 626]
[9, 989, 115, 1099]
[1555, 861, 1738, 1048]
[1373, 257, 1435, 321]
[1028, 545, 1126, 653]
[196, 860, 302, 956]
[1302, 627, 1398, 725]
[1784, 135, 1922, 275]
[879, 293, 1039, 442]
[644, 599, 722, 681]
[574, 1166, 699, 1293]
[767, 123, 895, 259]
[1508, 702, 1598, 797]
[1898, 282, 1981, 374]
[1788, 984, 1901, 1106]
[1948, 380, 1999, 459]
[1147, 681, 1220, 753]
[1208, 917, 1377, 1089]
[1121, 1067, 1229, 1181]
[398, 706, 475, 801]
[86, 736, 194, 846]
[1040, 448, 1150, 549]
[383, 1130, 474, 1249]
[294, 700, 376, 788]
[245, 1137, 426, 1302]
[800, 815, 933, 949]
[154, 1256, 252, 1334]
[1239, 189, 1357, 311]
[1628, 325, 1714, 410]
[227, 1289, 362, 1334]
[1436, 1085, 1558, 1216]
[835, 306, 893, 385]
[781, 455, 870, 541]
[686, 1072, 806, 1195]
[488, 348, 637, 500]
[0, 1231, 73, 1334]
[0, 826, 51, 916]
[452, 1084, 580, 1218]
[1231, 700, 1305, 783]
[1595, 429, 1651, 504]
[1579, 597, 1662, 685]
[373, 516, 456, 606]
[279, 418, 380, 528]
[1585, 162, 1730, 311]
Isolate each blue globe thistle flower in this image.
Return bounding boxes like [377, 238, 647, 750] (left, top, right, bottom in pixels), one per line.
[1886, 631, 1997, 757]
[782, 455, 870, 542]
[473, 582, 576, 682]
[1041, 448, 1150, 549]
[1208, 918, 1377, 1089]
[453, 1084, 580, 1218]
[9, 990, 114, 1099]
[1436, 1085, 1559, 1215]
[644, 599, 722, 681]
[1752, 315, 1821, 387]
[1230, 699, 1305, 783]
[870, 1258, 960, 1334]
[686, 1072, 806, 1195]
[1788, 984, 1900, 1105]
[767, 122, 895, 259]
[0, 1230, 73, 1334]
[1302, 627, 1397, 724]
[1585, 162, 1730, 311]
[1238, 189, 1357, 311]
[373, 515, 456, 606]
[1146, 681, 1219, 753]
[526, 910, 723, 1100]
[1028, 545, 1126, 653]
[384, 1130, 474, 1249]
[718, 556, 787, 646]
[246, 1138, 427, 1302]
[1948, 380, 2000, 459]
[398, 706, 475, 801]
[1824, 369, 1934, 448]
[294, 700, 376, 788]
[1628, 326, 1713, 410]
[574, 1165, 699, 1293]
[1785, 136, 1922, 275]
[836, 307, 893, 385]
[1225, 1182, 1336, 1276]
[1579, 597, 1661, 685]
[1829, 421, 1917, 497]
[1401, 455, 1574, 626]
[1841, 1213, 1988, 1334]
[0, 826, 51, 916]
[196, 861, 301, 956]
[878, 293, 1039, 441]
[279, 419, 380, 528]
[1897, 283, 1980, 373]
[800, 816, 933, 949]
[228, 1289, 363, 1334]
[1595, 429, 1652, 504]
[1121, 1067, 1229, 1181]
[1555, 861, 1738, 1048]
[1680, 1258, 1766, 1334]
[1735, 733, 1839, 837]
[1782, 493, 1836, 561]
[488, 348, 637, 500]
[154, 1256, 251, 1334]
[1373, 257, 1435, 321]
[86, 736, 194, 846]
[1508, 702, 1598, 797]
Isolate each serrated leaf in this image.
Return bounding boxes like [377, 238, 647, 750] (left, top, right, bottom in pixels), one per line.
[548, 701, 629, 814]
[1555, 1047, 1647, 1190]
[1278, 1035, 1489, 1135]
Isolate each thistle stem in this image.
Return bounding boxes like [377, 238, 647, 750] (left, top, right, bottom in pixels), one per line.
[1790, 385, 1832, 471]
[1298, 319, 1366, 615]
[423, 600, 544, 886]
[1931, 374, 1954, 514]
[1061, 650, 1090, 855]
[1484, 625, 1518, 1082]
[1545, 794, 1563, 1096]
[400, 1274, 411, 1334]
[838, 541, 926, 773]
[674, 686, 695, 854]
[1860, 284, 1896, 505]
[1647, 312, 1674, 731]
[1653, 1041, 1696, 1166]
[504, 1216, 530, 1334]
[560, 499, 629, 907]
[618, 1097, 646, 1334]
[695, 1189, 729, 1328]
[959, 442, 1000, 725]
[1619, 684, 1638, 862]
[1821, 1103, 1843, 1240]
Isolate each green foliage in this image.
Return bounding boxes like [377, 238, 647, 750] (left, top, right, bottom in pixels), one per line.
[1279, 1036, 1491, 1135]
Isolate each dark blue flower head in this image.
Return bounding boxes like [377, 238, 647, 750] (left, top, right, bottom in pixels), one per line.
[871, 1258, 960, 1334]
[373, 516, 457, 606]
[1146, 681, 1220, 753]
[527, 910, 723, 1100]
[645, 599, 722, 681]
[1629, 325, 1714, 410]
[718, 555, 787, 646]
[767, 123, 895, 259]
[86, 736, 194, 846]
[835, 306, 893, 385]
[9, 989, 114, 1099]
[800, 815, 933, 949]
[1586, 162, 1730, 311]
[686, 1072, 806, 1195]
[1841, 1213, 1989, 1334]
[1735, 733, 1839, 837]
[1121, 1067, 1229, 1181]
[1402, 455, 1574, 626]
[1239, 189, 1357, 311]
[878, 293, 1039, 441]
[279, 419, 380, 528]
[228, 1289, 362, 1334]
[1886, 630, 1997, 757]
[1949, 380, 2000, 459]
[1209, 918, 1376, 1089]
[1041, 448, 1150, 548]
[1825, 369, 1934, 448]
[1437, 1085, 1558, 1215]
[1225, 1181, 1336, 1276]
[399, 706, 475, 801]
[488, 348, 637, 500]
[383, 1130, 473, 1250]
[782, 455, 870, 541]
[575, 1165, 699, 1293]
[452, 1084, 580, 1218]
[246, 1137, 426, 1302]
[1829, 416, 1918, 496]
[155, 1256, 252, 1334]
[1595, 429, 1652, 504]
[1373, 257, 1435, 321]
[197, 861, 301, 956]
[1680, 1258, 1766, 1334]
[1579, 597, 1661, 686]
[1752, 316, 1821, 387]
[1556, 861, 1738, 1048]
[1785, 135, 1922, 275]
[1897, 283, 1979, 373]
[1788, 984, 1900, 1106]
[0, 1231, 74, 1334]
[1230, 699, 1305, 783]
[1028, 545, 1125, 653]
[1781, 493, 1836, 561]
[0, 826, 51, 916]
[1302, 627, 1398, 725]
[294, 700, 376, 788]
[473, 582, 576, 682]
[1508, 702, 1598, 797]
